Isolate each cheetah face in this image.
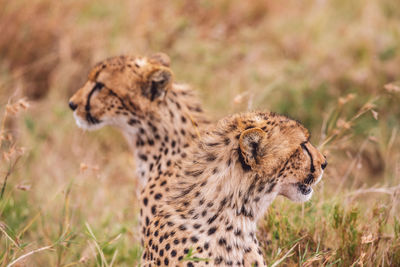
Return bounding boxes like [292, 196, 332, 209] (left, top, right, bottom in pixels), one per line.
[278, 142, 327, 202]
[239, 123, 327, 203]
[69, 54, 172, 131]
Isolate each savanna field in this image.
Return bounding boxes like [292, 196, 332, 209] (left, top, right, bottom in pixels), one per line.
[1, 0, 400, 266]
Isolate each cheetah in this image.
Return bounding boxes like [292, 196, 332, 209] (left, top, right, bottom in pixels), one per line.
[141, 111, 327, 266]
[68, 53, 210, 238]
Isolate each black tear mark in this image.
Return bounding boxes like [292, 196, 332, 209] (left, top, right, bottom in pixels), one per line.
[301, 142, 315, 173]
[85, 82, 104, 124]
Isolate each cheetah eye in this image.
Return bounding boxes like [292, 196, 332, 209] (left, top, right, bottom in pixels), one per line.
[94, 82, 104, 90]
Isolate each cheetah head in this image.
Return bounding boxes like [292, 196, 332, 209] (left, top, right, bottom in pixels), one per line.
[239, 119, 327, 202]
[69, 53, 172, 131]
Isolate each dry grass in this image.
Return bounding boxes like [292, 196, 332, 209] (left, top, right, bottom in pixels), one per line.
[1, 0, 400, 266]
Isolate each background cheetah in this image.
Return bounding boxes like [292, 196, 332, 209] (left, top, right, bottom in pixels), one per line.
[141, 111, 326, 266]
[68, 53, 211, 241]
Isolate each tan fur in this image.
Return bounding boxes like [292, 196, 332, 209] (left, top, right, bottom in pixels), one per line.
[69, 54, 211, 245]
[141, 111, 327, 266]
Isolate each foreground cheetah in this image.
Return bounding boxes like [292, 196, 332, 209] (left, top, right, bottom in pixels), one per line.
[141, 111, 327, 266]
[68, 53, 210, 235]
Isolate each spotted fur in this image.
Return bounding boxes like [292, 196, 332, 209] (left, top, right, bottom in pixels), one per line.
[141, 111, 327, 266]
[69, 53, 211, 243]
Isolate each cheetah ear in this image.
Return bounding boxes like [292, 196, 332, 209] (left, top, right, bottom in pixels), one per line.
[145, 68, 173, 101]
[149, 52, 170, 67]
[239, 128, 266, 169]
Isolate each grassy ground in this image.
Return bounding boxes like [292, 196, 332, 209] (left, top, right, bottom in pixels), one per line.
[1, 0, 400, 266]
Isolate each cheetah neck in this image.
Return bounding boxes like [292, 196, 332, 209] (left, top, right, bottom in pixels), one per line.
[161, 132, 277, 264]
[121, 83, 209, 189]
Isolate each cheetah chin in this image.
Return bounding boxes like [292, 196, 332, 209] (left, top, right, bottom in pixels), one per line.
[282, 171, 324, 202]
[73, 112, 105, 131]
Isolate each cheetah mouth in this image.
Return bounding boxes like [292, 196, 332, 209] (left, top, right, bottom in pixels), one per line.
[297, 183, 312, 195]
[280, 172, 323, 202]
[296, 171, 323, 195]
[73, 112, 104, 131]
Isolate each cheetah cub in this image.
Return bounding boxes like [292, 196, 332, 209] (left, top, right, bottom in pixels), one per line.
[141, 111, 327, 266]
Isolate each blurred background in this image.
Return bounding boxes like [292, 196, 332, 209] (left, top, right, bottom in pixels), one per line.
[1, 0, 399, 266]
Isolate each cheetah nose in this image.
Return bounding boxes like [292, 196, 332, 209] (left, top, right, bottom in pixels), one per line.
[69, 101, 78, 111]
[321, 160, 328, 170]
